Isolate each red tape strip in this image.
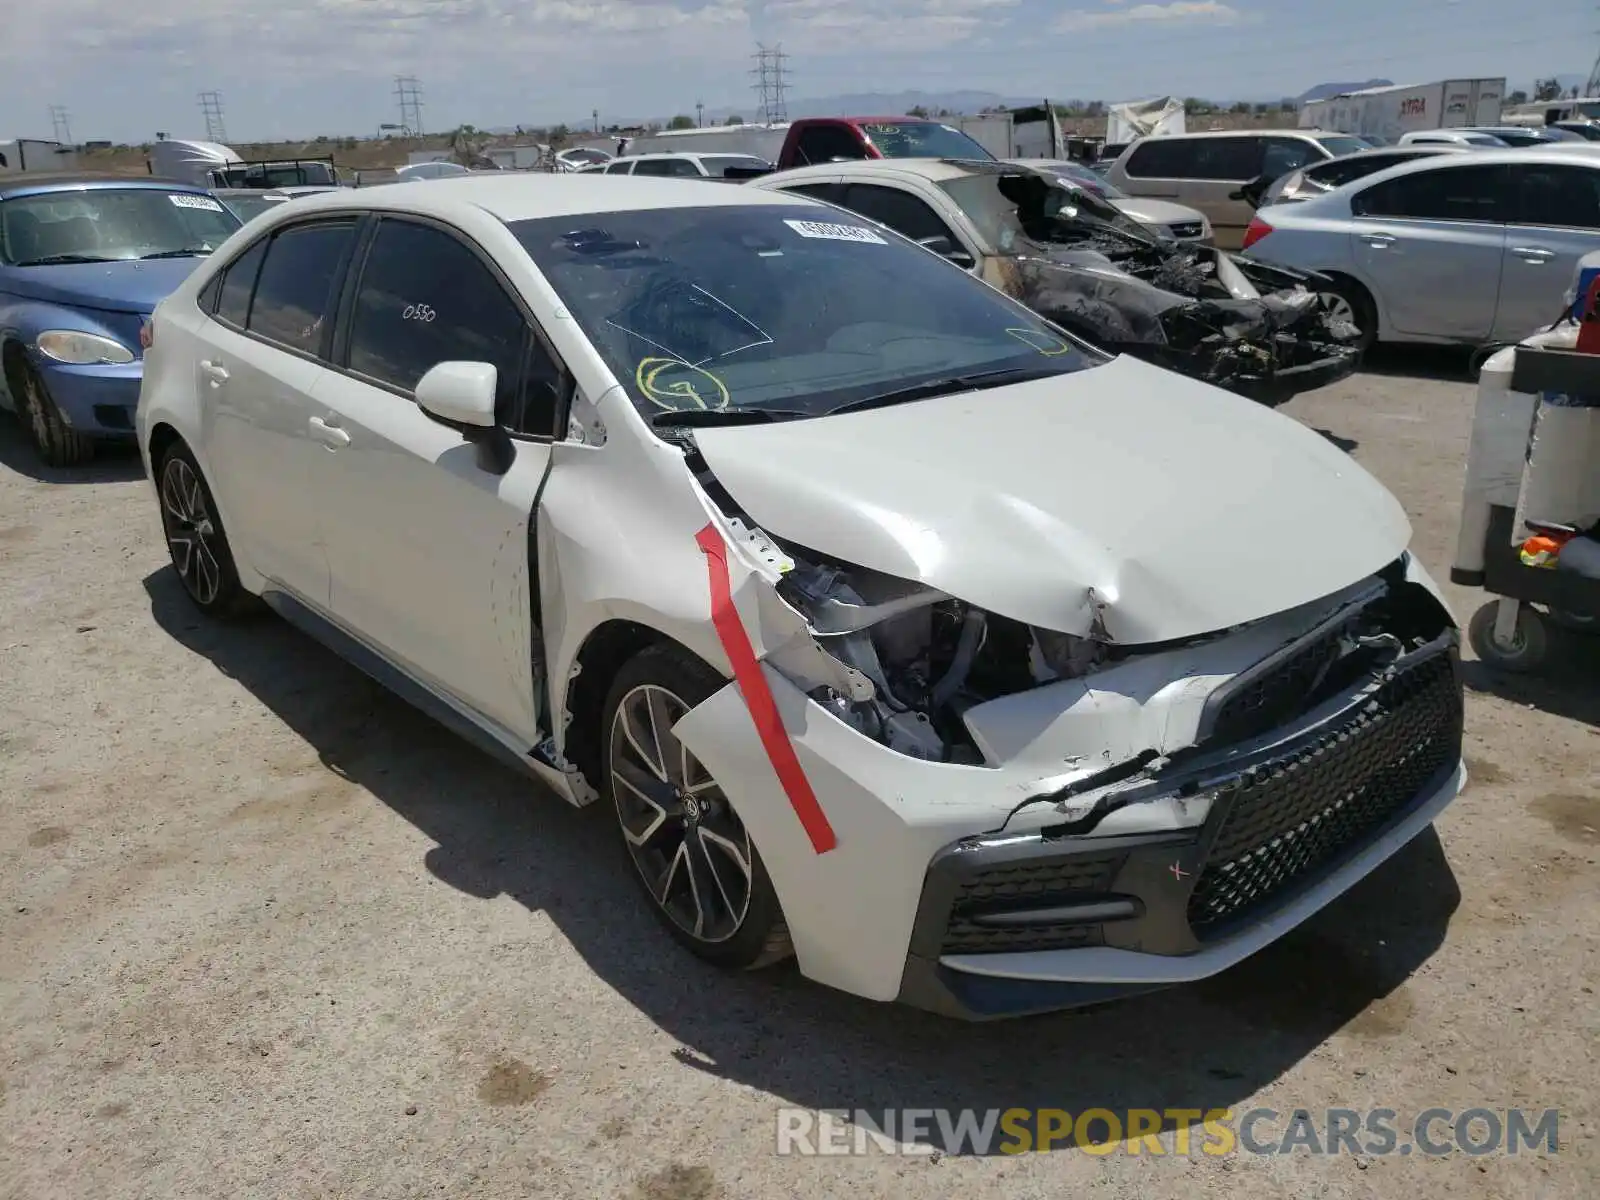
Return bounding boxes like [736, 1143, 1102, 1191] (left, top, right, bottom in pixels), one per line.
[695, 524, 838, 855]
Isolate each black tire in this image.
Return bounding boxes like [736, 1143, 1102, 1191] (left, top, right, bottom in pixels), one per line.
[600, 641, 792, 970]
[11, 356, 94, 468]
[1467, 600, 1550, 674]
[156, 440, 257, 618]
[1317, 276, 1378, 357]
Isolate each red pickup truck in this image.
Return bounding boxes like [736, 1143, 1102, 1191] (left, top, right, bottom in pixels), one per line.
[771, 116, 998, 170]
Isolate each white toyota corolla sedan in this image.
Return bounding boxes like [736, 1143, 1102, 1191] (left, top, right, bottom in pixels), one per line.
[136, 175, 1466, 1020]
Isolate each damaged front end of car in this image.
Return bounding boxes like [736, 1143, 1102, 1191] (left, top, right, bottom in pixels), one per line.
[993, 171, 1361, 405]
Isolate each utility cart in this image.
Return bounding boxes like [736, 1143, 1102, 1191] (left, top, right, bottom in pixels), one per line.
[1452, 327, 1600, 672]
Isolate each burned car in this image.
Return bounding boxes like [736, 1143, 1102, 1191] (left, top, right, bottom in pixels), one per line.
[749, 158, 1361, 405]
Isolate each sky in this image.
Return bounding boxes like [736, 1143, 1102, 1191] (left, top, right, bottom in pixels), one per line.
[0, 0, 1590, 144]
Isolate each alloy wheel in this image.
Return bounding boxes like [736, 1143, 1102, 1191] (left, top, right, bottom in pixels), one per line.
[160, 456, 224, 606]
[1319, 292, 1357, 326]
[609, 682, 755, 944]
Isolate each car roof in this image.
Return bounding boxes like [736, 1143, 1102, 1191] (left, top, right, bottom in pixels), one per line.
[757, 158, 998, 188]
[1133, 129, 1329, 142]
[0, 172, 207, 201]
[273, 173, 821, 222]
[1287, 144, 1600, 205]
[618, 152, 767, 163]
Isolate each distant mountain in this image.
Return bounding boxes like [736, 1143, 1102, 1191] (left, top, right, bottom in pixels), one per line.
[1296, 80, 1393, 104]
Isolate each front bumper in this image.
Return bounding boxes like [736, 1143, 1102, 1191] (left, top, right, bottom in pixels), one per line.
[33, 353, 143, 437]
[897, 639, 1464, 1019]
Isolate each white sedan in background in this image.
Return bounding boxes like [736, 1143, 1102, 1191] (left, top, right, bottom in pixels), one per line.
[135, 175, 1464, 1019]
[1008, 157, 1213, 242]
[1239, 146, 1600, 351]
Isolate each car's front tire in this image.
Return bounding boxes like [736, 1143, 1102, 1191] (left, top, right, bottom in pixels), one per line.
[12, 357, 94, 468]
[156, 441, 256, 617]
[601, 642, 792, 970]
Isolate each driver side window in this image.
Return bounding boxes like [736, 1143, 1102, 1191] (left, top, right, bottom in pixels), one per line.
[837, 184, 959, 247]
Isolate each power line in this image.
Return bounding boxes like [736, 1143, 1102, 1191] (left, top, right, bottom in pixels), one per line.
[394, 75, 424, 136]
[198, 91, 227, 143]
[48, 105, 72, 146]
[751, 43, 791, 124]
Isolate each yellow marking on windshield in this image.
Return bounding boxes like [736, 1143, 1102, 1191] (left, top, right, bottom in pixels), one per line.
[635, 357, 732, 411]
[1006, 328, 1073, 356]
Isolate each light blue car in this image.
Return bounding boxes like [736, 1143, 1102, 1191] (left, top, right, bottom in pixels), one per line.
[0, 172, 242, 466]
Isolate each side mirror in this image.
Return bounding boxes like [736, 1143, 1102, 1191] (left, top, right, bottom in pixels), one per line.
[917, 235, 976, 267]
[416, 361, 513, 474]
[417, 361, 497, 427]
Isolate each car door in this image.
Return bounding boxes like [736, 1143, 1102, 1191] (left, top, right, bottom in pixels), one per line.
[199, 218, 359, 603]
[833, 181, 979, 267]
[1188, 137, 1265, 249]
[1347, 162, 1510, 340]
[1494, 160, 1600, 341]
[310, 214, 566, 743]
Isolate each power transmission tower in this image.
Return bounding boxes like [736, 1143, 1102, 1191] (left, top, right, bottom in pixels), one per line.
[198, 91, 227, 142]
[48, 105, 73, 145]
[751, 44, 791, 124]
[1587, 43, 1600, 98]
[394, 76, 424, 136]
[696, 100, 705, 128]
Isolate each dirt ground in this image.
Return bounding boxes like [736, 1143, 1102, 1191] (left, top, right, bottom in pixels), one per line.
[1, 350, 1596, 1199]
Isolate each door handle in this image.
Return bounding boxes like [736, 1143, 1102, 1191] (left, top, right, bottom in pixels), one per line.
[1510, 246, 1554, 263]
[1360, 232, 1396, 248]
[308, 416, 350, 449]
[199, 360, 228, 382]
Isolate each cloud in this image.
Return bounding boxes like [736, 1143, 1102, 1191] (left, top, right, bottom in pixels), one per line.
[1055, 1, 1241, 31]
[763, 0, 1020, 51]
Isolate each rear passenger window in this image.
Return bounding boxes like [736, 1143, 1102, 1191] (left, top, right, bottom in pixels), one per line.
[1352, 164, 1510, 222]
[1261, 138, 1323, 179]
[213, 237, 267, 327]
[632, 158, 701, 178]
[1512, 164, 1600, 229]
[605, 161, 632, 175]
[1123, 138, 1197, 178]
[246, 222, 356, 354]
[345, 219, 543, 431]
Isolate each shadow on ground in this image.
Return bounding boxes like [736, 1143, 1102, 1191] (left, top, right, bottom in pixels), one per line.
[1461, 627, 1600, 728]
[1358, 345, 1478, 385]
[1314, 427, 1359, 453]
[0, 413, 144, 485]
[143, 566, 1463, 1155]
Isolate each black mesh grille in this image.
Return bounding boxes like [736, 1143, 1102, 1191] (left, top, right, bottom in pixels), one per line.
[1187, 651, 1460, 936]
[1167, 221, 1205, 239]
[941, 852, 1125, 954]
[1208, 624, 1348, 746]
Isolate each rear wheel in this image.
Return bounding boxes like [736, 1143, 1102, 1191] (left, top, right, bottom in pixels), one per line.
[157, 441, 256, 617]
[601, 642, 791, 970]
[11, 356, 94, 468]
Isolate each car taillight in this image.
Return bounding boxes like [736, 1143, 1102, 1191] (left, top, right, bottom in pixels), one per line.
[139, 319, 153, 350]
[1241, 215, 1272, 251]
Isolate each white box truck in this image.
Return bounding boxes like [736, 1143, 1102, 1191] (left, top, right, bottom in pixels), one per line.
[949, 105, 1070, 159]
[1299, 79, 1504, 144]
[0, 138, 78, 174]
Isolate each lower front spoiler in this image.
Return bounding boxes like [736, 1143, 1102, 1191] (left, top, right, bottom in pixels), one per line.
[896, 758, 1465, 1021]
[1230, 350, 1360, 405]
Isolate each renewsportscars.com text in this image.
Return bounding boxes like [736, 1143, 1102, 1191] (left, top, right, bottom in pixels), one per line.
[775, 1106, 1561, 1157]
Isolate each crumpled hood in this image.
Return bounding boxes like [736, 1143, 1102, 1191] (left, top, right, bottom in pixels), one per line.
[690, 355, 1410, 643]
[1, 258, 206, 314]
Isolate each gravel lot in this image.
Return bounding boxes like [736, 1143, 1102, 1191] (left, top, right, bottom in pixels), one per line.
[2, 351, 1596, 1199]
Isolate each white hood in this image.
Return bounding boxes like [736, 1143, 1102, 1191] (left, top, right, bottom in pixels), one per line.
[690, 355, 1411, 644]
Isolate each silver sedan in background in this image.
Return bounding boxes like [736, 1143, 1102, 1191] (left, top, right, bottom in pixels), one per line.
[1239, 147, 1600, 352]
[1008, 158, 1214, 242]
[1260, 145, 1469, 206]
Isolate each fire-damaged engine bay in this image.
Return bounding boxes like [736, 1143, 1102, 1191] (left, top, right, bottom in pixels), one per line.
[987, 168, 1362, 404]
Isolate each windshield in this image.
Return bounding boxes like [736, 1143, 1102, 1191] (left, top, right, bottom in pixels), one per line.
[1316, 135, 1371, 157]
[221, 194, 285, 223]
[0, 187, 242, 266]
[1036, 161, 1129, 199]
[700, 155, 773, 177]
[509, 204, 1098, 422]
[857, 121, 996, 161]
[940, 170, 1151, 251]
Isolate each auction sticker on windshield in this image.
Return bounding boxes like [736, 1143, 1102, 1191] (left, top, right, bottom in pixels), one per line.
[784, 219, 887, 244]
[169, 194, 225, 211]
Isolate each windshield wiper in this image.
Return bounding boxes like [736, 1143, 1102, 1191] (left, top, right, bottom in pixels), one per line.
[138, 248, 212, 260]
[13, 253, 119, 266]
[825, 365, 1068, 416]
[651, 405, 810, 428]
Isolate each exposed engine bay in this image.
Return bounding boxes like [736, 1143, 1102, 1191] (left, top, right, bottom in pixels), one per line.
[992, 169, 1361, 405]
[776, 556, 1120, 764]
